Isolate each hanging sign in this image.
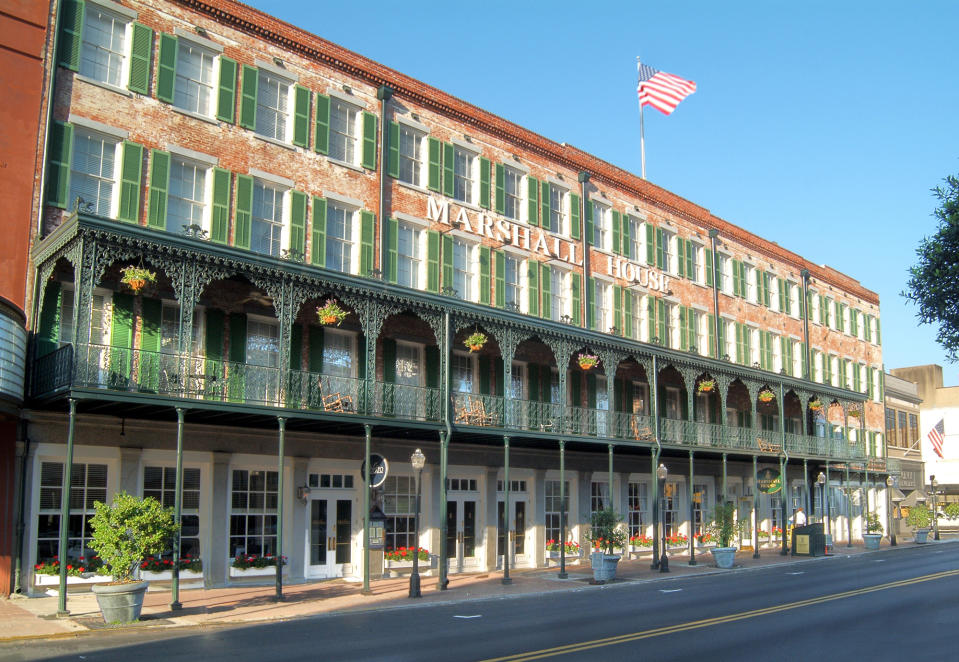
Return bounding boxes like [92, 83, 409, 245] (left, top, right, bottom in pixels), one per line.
[757, 468, 782, 494]
[361, 454, 389, 489]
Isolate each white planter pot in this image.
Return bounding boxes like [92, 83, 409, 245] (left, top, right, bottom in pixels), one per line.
[92, 580, 149, 623]
[710, 546, 737, 569]
[34, 573, 112, 587]
[914, 528, 929, 544]
[862, 534, 882, 550]
[229, 565, 277, 578]
[140, 569, 204, 581]
[384, 557, 434, 577]
[590, 552, 621, 582]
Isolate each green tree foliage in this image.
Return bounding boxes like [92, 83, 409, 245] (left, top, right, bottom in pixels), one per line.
[904, 173, 959, 361]
[88, 492, 179, 582]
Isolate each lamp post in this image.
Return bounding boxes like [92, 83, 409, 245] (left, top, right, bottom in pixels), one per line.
[816, 471, 826, 523]
[409, 448, 426, 598]
[886, 475, 897, 546]
[657, 463, 669, 573]
[931, 475, 940, 541]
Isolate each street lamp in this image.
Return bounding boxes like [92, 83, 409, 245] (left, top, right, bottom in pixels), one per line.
[657, 463, 669, 573]
[886, 475, 897, 546]
[816, 471, 826, 523]
[409, 448, 426, 598]
[931, 475, 940, 541]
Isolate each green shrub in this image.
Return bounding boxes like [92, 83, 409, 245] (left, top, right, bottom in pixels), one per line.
[585, 508, 628, 555]
[906, 504, 933, 530]
[709, 502, 737, 547]
[88, 492, 179, 582]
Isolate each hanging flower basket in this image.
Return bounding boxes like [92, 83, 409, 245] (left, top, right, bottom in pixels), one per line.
[809, 398, 823, 412]
[758, 388, 775, 403]
[464, 332, 488, 353]
[849, 409, 861, 418]
[578, 353, 599, 370]
[316, 300, 348, 326]
[697, 378, 716, 394]
[120, 266, 156, 294]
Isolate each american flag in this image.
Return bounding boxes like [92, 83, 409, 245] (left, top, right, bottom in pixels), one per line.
[929, 418, 945, 459]
[637, 64, 697, 116]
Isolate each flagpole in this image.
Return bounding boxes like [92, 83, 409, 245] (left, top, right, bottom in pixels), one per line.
[637, 56, 646, 179]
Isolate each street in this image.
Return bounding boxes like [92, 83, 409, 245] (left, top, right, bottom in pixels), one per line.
[2, 543, 957, 661]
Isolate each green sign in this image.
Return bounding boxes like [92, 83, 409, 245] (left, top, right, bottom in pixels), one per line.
[757, 468, 782, 494]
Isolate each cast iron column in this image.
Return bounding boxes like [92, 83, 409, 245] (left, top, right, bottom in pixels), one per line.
[362, 424, 371, 595]
[650, 448, 660, 569]
[275, 417, 286, 601]
[438, 429, 449, 589]
[845, 464, 852, 548]
[558, 440, 568, 579]
[752, 455, 759, 559]
[56, 399, 77, 617]
[502, 436, 511, 585]
[171, 407, 185, 610]
[688, 451, 696, 565]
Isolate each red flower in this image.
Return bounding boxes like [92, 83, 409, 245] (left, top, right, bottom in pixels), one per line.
[34, 564, 41, 570]
[66, 565, 73, 570]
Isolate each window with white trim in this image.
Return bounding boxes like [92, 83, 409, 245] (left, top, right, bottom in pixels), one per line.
[690, 242, 703, 284]
[546, 184, 567, 234]
[325, 202, 357, 274]
[70, 128, 119, 217]
[724, 321, 736, 361]
[251, 180, 286, 257]
[592, 201, 610, 250]
[630, 291, 644, 342]
[545, 480, 570, 545]
[548, 266, 566, 322]
[382, 475, 417, 552]
[590, 481, 610, 515]
[329, 98, 359, 164]
[811, 292, 821, 324]
[788, 281, 799, 317]
[397, 220, 424, 289]
[451, 351, 475, 394]
[503, 167, 523, 220]
[660, 229, 676, 274]
[167, 156, 209, 234]
[627, 482, 649, 538]
[504, 254, 525, 311]
[36, 462, 108, 563]
[595, 280, 612, 332]
[229, 469, 278, 558]
[626, 216, 643, 261]
[451, 236, 476, 301]
[398, 124, 425, 187]
[143, 466, 201, 559]
[718, 255, 731, 294]
[696, 311, 709, 356]
[664, 301, 677, 349]
[746, 265, 757, 303]
[80, 3, 129, 88]
[452, 147, 475, 204]
[174, 40, 216, 117]
[255, 71, 291, 142]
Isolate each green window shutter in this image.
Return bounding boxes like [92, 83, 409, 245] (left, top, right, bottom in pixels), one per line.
[360, 211, 375, 277]
[311, 196, 326, 267]
[356, 332, 366, 381]
[234, 174, 253, 249]
[313, 94, 330, 154]
[424, 346, 439, 391]
[568, 371, 579, 408]
[441, 233, 453, 291]
[529, 364, 540, 403]
[290, 190, 307, 258]
[442, 142, 454, 197]
[383, 339, 397, 383]
[586, 277, 595, 330]
[645, 225, 655, 266]
[676, 237, 686, 278]
[657, 298, 667, 344]
[156, 33, 178, 104]
[361, 111, 377, 169]
[526, 176, 539, 226]
[58, 0, 85, 71]
[800, 342, 807, 378]
[798, 289, 805, 319]
[308, 326, 324, 373]
[426, 230, 440, 292]
[707, 314, 716, 358]
[876, 318, 882, 345]
[854, 363, 862, 392]
[479, 245, 491, 305]
[624, 289, 633, 337]
[657, 229, 668, 270]
[479, 355, 491, 395]
[540, 365, 552, 403]
[587, 373, 597, 408]
[717, 319, 726, 358]
[292, 85, 311, 148]
[210, 168, 230, 244]
[204, 309, 225, 363]
[427, 137, 441, 191]
[731, 260, 740, 297]
[140, 297, 162, 353]
[111, 293, 134, 349]
[611, 210, 622, 255]
[864, 314, 872, 342]
[780, 336, 790, 375]
[146, 149, 170, 229]
[493, 359, 504, 397]
[540, 181, 550, 230]
[584, 200, 594, 246]
[117, 141, 143, 223]
[46, 121, 73, 208]
[289, 324, 302, 372]
[570, 192, 581, 240]
[239, 65, 258, 130]
[647, 296, 656, 342]
[386, 217, 398, 283]
[128, 23, 153, 95]
[679, 306, 688, 350]
[571, 274, 581, 325]
[778, 277, 787, 312]
[834, 301, 841, 330]
[867, 366, 874, 400]
[527, 260, 539, 317]
[387, 122, 400, 178]
[686, 240, 695, 280]
[494, 162, 505, 214]
[540, 263, 551, 319]
[216, 57, 238, 123]
[614, 285, 623, 332]
[494, 250, 505, 307]
[479, 157, 491, 210]
[704, 244, 713, 287]
[37, 281, 61, 356]
[229, 313, 247, 363]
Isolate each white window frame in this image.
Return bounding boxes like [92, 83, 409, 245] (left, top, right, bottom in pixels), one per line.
[690, 241, 703, 284]
[254, 70, 293, 143]
[325, 199, 360, 275]
[746, 265, 758, 304]
[718, 254, 731, 294]
[166, 154, 213, 236]
[173, 36, 219, 118]
[503, 253, 527, 313]
[450, 350, 477, 394]
[329, 96, 361, 165]
[626, 216, 643, 262]
[396, 219, 426, 289]
[70, 127, 121, 218]
[547, 183, 568, 235]
[250, 178, 289, 258]
[594, 279, 612, 332]
[592, 200, 610, 251]
[397, 122, 426, 188]
[503, 166, 524, 221]
[452, 145, 477, 205]
[78, 0, 135, 91]
[450, 234, 477, 301]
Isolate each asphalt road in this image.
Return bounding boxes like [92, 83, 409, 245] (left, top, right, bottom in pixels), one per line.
[3, 544, 958, 662]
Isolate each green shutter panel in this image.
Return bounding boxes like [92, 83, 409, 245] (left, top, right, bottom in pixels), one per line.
[216, 57, 238, 123]
[647, 296, 656, 342]
[289, 190, 307, 258]
[156, 33, 178, 104]
[494, 162, 505, 214]
[229, 313, 247, 363]
[614, 285, 623, 333]
[479, 245, 491, 305]
[427, 137, 441, 191]
[679, 306, 688, 350]
[292, 85, 311, 148]
[540, 181, 550, 230]
[717, 319, 726, 358]
[528, 364, 540, 403]
[424, 345, 439, 389]
[676, 237, 686, 278]
[239, 65, 258, 130]
[140, 297, 162, 353]
[442, 142, 455, 197]
[128, 23, 153, 95]
[441, 233, 454, 291]
[731, 260, 740, 297]
[527, 260, 539, 317]
[479, 355, 491, 395]
[37, 281, 61, 356]
[586, 277, 595, 330]
[527, 176, 539, 226]
[58, 0, 85, 71]
[571, 274, 581, 325]
[624, 289, 633, 338]
[110, 292, 134, 376]
[780, 336, 789, 375]
[707, 314, 716, 358]
[310, 196, 326, 267]
[382, 339, 397, 386]
[117, 141, 143, 223]
[210, 168, 230, 244]
[612, 210, 622, 255]
[686, 240, 695, 279]
[540, 365, 552, 404]
[479, 157, 491, 210]
[46, 121, 73, 208]
[313, 94, 330, 154]
[800, 342, 807, 378]
[426, 230, 440, 292]
[864, 314, 872, 342]
[645, 225, 655, 266]
[308, 326, 324, 372]
[568, 371, 579, 408]
[493, 359, 504, 397]
[798, 289, 805, 320]
[289, 323, 303, 372]
[704, 246, 714, 287]
[540, 263, 551, 319]
[877, 318, 882, 345]
[778, 278, 787, 312]
[234, 174, 253, 249]
[204, 309, 224, 363]
[570, 192, 581, 240]
[146, 149, 170, 229]
[361, 111, 377, 169]
[386, 217, 398, 283]
[584, 200, 594, 246]
[360, 211, 375, 277]
[587, 373, 597, 409]
[494, 250, 505, 308]
[387, 122, 400, 178]
[657, 299, 667, 345]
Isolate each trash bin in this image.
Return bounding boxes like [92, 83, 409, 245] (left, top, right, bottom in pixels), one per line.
[792, 523, 826, 556]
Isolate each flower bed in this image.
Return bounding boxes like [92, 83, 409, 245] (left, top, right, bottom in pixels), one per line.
[695, 532, 715, 546]
[666, 534, 689, 547]
[384, 547, 429, 562]
[546, 540, 580, 555]
[230, 554, 286, 577]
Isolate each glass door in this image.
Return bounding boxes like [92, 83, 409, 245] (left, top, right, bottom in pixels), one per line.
[446, 497, 478, 573]
[497, 499, 529, 567]
[308, 497, 352, 578]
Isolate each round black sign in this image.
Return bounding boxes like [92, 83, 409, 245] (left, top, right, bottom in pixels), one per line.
[361, 454, 389, 488]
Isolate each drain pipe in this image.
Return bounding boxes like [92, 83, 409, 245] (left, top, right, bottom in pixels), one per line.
[578, 172, 590, 325]
[13, 423, 31, 594]
[376, 85, 393, 278]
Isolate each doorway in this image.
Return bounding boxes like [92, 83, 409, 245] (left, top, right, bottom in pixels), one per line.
[307, 496, 352, 578]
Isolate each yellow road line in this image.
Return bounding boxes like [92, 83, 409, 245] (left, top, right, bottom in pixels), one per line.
[482, 568, 959, 662]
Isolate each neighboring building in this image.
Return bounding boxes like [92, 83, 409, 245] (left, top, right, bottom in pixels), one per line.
[14, 0, 887, 595]
[883, 371, 923, 499]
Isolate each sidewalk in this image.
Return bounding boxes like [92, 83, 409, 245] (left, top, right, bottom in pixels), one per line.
[0, 539, 938, 642]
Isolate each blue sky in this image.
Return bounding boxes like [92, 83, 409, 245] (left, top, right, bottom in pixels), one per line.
[249, 0, 959, 384]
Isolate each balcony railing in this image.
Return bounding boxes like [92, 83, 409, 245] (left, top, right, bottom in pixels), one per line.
[32, 343, 865, 459]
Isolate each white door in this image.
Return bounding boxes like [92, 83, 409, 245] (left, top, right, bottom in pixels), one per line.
[446, 492, 481, 573]
[497, 497, 530, 568]
[307, 496, 353, 578]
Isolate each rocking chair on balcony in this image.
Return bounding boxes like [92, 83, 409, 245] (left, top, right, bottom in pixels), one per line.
[320, 379, 354, 413]
[757, 437, 782, 454]
[455, 397, 495, 426]
[631, 417, 653, 441]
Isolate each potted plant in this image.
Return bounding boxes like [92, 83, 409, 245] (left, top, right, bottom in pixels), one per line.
[316, 299, 348, 326]
[945, 503, 959, 521]
[709, 502, 738, 569]
[849, 409, 861, 419]
[809, 398, 823, 412]
[758, 388, 775, 403]
[578, 353, 599, 371]
[697, 378, 716, 394]
[464, 332, 488, 353]
[87, 492, 179, 623]
[906, 504, 933, 543]
[120, 266, 156, 294]
[230, 554, 287, 577]
[863, 513, 883, 550]
[585, 508, 628, 583]
[695, 532, 715, 547]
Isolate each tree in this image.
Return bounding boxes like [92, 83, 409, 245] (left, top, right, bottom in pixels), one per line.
[904, 173, 959, 361]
